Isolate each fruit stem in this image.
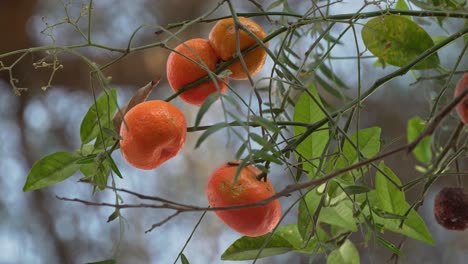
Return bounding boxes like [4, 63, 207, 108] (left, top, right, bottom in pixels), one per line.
[256, 172, 268, 182]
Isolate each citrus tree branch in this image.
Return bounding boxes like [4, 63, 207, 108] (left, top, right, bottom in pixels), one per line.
[56, 88, 467, 232]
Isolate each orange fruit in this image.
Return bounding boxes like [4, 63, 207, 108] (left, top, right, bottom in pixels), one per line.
[166, 38, 228, 106]
[209, 17, 268, 80]
[119, 100, 187, 170]
[206, 162, 282, 237]
[455, 73, 468, 124]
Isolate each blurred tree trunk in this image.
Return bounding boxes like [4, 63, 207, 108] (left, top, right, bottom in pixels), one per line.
[0, 0, 35, 53]
[0, 0, 210, 94]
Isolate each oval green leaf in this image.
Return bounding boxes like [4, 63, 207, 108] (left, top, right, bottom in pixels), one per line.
[362, 16, 440, 69]
[407, 116, 432, 165]
[80, 89, 118, 145]
[180, 253, 190, 264]
[23, 151, 81, 192]
[293, 84, 329, 178]
[221, 233, 294, 261]
[375, 162, 434, 245]
[327, 239, 360, 264]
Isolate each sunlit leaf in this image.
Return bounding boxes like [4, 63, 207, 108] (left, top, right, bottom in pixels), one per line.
[396, 0, 410, 10]
[80, 89, 118, 145]
[407, 116, 432, 165]
[334, 127, 381, 183]
[343, 185, 371, 195]
[327, 239, 360, 264]
[275, 224, 327, 253]
[23, 152, 81, 192]
[293, 84, 329, 178]
[374, 162, 434, 245]
[221, 233, 294, 260]
[94, 159, 111, 191]
[320, 200, 358, 231]
[297, 190, 322, 239]
[362, 16, 439, 69]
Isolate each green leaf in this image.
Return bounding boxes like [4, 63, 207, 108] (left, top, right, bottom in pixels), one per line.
[298, 190, 322, 239]
[375, 162, 406, 214]
[276, 224, 327, 253]
[235, 141, 248, 159]
[107, 209, 120, 223]
[374, 162, 434, 245]
[372, 207, 407, 220]
[94, 159, 111, 190]
[318, 64, 351, 90]
[316, 75, 346, 99]
[195, 123, 228, 148]
[377, 236, 402, 256]
[327, 239, 360, 264]
[23, 152, 81, 192]
[217, 69, 232, 79]
[251, 149, 282, 165]
[195, 92, 220, 128]
[86, 260, 116, 264]
[80, 89, 118, 145]
[343, 185, 371, 195]
[249, 133, 279, 155]
[275, 224, 310, 251]
[221, 233, 294, 261]
[407, 116, 432, 165]
[334, 127, 381, 183]
[94, 132, 117, 151]
[293, 84, 329, 178]
[396, 0, 409, 10]
[341, 127, 381, 164]
[362, 16, 440, 69]
[250, 116, 280, 133]
[180, 253, 190, 264]
[80, 162, 95, 178]
[320, 200, 357, 231]
[266, 0, 283, 10]
[106, 153, 123, 179]
[76, 154, 97, 164]
[410, 0, 467, 10]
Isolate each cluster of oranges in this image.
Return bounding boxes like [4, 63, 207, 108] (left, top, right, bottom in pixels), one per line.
[118, 17, 281, 237]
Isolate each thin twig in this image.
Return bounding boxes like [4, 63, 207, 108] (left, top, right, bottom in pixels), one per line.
[145, 211, 181, 233]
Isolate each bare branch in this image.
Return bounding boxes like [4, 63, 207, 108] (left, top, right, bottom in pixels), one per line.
[145, 211, 181, 233]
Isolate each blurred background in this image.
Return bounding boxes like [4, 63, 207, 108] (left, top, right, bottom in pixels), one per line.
[0, 0, 467, 263]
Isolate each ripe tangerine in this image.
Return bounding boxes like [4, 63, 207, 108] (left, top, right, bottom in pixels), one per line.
[166, 38, 228, 106]
[206, 162, 281, 237]
[119, 100, 186, 170]
[209, 17, 268, 80]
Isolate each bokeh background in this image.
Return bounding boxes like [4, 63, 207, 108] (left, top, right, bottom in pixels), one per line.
[0, 0, 467, 263]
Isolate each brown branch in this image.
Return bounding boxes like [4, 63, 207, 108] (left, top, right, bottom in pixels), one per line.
[145, 211, 181, 233]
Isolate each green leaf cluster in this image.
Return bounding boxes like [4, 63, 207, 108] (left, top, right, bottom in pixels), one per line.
[23, 89, 121, 192]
